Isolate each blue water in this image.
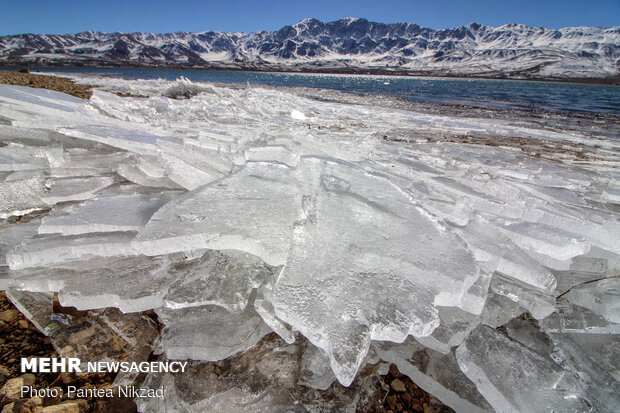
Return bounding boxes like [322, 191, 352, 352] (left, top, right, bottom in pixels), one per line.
[27, 67, 620, 115]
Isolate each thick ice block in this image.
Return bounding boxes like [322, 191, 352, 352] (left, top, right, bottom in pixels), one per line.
[456, 325, 592, 413]
[274, 156, 480, 385]
[133, 162, 299, 266]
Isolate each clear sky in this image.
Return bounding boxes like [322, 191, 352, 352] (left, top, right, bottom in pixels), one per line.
[1, 0, 618, 36]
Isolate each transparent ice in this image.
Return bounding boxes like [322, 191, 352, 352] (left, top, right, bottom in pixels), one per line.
[0, 77, 618, 411]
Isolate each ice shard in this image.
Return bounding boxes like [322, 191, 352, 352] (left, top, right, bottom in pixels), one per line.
[163, 249, 276, 311]
[456, 325, 592, 413]
[38, 193, 174, 235]
[273, 156, 480, 385]
[156, 301, 272, 361]
[133, 162, 299, 266]
[6, 232, 139, 270]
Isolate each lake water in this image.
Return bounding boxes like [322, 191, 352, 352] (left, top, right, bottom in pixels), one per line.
[26, 67, 620, 115]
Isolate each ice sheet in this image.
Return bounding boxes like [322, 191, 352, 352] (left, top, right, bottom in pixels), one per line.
[1, 78, 619, 410]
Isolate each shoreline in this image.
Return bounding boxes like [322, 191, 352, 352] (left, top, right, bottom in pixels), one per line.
[0, 70, 95, 99]
[1, 63, 618, 86]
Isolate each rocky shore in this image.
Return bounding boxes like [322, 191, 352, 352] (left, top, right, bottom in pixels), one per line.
[0, 71, 93, 99]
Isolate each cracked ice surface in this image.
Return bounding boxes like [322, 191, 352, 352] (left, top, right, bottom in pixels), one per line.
[273, 156, 480, 385]
[1, 76, 619, 411]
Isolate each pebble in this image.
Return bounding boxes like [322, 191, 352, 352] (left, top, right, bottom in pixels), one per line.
[58, 373, 75, 386]
[1, 403, 15, 413]
[0, 365, 9, 382]
[21, 374, 36, 386]
[0, 310, 18, 323]
[390, 378, 407, 392]
[20, 396, 43, 413]
[0, 377, 25, 402]
[386, 395, 397, 410]
[44, 387, 63, 406]
[41, 404, 80, 413]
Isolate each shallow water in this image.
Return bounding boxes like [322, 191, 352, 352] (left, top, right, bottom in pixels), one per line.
[25, 67, 620, 115]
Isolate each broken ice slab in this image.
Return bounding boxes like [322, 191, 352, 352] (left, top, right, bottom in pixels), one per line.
[415, 306, 480, 354]
[156, 139, 232, 175]
[479, 292, 526, 328]
[462, 270, 493, 315]
[0, 178, 50, 218]
[0, 84, 85, 113]
[456, 325, 592, 413]
[551, 332, 620, 383]
[273, 156, 480, 386]
[6, 290, 159, 374]
[5, 289, 55, 333]
[6, 231, 138, 270]
[6, 255, 172, 313]
[53, 149, 130, 171]
[0, 176, 116, 219]
[0, 143, 58, 171]
[38, 176, 119, 204]
[58, 125, 177, 156]
[489, 273, 555, 320]
[516, 211, 619, 257]
[540, 299, 620, 334]
[455, 216, 556, 293]
[549, 332, 620, 412]
[297, 340, 386, 392]
[0, 221, 40, 267]
[0, 125, 55, 146]
[115, 153, 181, 189]
[550, 332, 620, 413]
[163, 249, 276, 312]
[298, 342, 337, 390]
[38, 193, 174, 236]
[157, 152, 223, 190]
[552, 246, 619, 295]
[133, 161, 300, 266]
[374, 338, 493, 413]
[56, 255, 172, 313]
[503, 317, 554, 356]
[253, 279, 296, 345]
[564, 277, 620, 324]
[156, 301, 272, 362]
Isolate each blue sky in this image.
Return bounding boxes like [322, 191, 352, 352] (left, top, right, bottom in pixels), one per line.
[1, 0, 618, 35]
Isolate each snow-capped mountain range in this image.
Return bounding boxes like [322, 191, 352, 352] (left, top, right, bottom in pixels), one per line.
[1, 18, 619, 80]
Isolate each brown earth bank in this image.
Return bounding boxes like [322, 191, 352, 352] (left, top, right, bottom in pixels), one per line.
[0, 70, 94, 99]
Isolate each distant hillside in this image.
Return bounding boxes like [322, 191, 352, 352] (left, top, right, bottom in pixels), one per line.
[1, 18, 619, 81]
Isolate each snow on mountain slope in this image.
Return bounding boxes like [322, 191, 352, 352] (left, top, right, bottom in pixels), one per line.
[1, 18, 618, 79]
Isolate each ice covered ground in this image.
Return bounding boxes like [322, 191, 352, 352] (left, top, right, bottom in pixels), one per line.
[0, 75, 619, 412]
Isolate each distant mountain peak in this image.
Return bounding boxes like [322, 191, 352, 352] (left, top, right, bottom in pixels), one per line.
[1, 18, 618, 80]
